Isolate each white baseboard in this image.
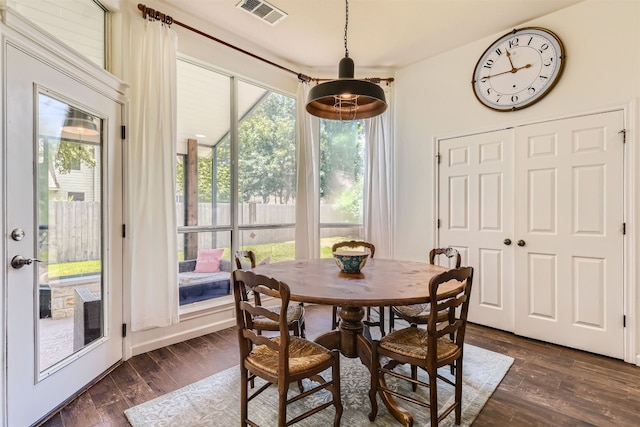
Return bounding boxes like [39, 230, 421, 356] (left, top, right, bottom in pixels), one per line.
[128, 303, 236, 357]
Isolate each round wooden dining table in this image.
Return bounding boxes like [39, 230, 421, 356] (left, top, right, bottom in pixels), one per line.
[254, 257, 460, 424]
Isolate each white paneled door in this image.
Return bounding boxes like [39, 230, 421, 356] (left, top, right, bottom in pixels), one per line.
[512, 112, 624, 357]
[6, 44, 123, 425]
[439, 111, 625, 359]
[437, 129, 515, 331]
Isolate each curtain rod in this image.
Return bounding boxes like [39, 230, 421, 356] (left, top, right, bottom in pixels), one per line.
[137, 3, 394, 85]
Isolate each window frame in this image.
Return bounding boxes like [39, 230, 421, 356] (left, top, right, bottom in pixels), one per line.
[176, 56, 297, 311]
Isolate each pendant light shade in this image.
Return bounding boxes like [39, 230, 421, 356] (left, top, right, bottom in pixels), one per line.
[306, 57, 387, 120]
[306, 1, 387, 121]
[62, 107, 99, 136]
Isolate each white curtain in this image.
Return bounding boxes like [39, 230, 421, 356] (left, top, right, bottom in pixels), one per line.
[364, 84, 394, 258]
[128, 18, 179, 330]
[295, 82, 320, 259]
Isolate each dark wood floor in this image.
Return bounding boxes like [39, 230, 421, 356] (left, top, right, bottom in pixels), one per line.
[40, 304, 640, 426]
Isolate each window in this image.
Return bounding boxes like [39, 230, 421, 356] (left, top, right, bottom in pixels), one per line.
[8, 0, 107, 68]
[70, 157, 82, 171]
[237, 80, 296, 264]
[319, 120, 365, 257]
[176, 58, 296, 305]
[67, 192, 85, 201]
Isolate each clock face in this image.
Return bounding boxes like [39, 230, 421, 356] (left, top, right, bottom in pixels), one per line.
[472, 27, 565, 111]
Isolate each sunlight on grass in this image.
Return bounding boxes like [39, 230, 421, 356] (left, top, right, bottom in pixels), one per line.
[47, 260, 101, 278]
[49, 237, 355, 277]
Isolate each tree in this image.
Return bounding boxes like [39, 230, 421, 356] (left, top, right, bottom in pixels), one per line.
[238, 93, 296, 204]
[54, 139, 97, 174]
[319, 119, 364, 221]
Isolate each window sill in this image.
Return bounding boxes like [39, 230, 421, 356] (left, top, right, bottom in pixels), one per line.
[179, 294, 235, 322]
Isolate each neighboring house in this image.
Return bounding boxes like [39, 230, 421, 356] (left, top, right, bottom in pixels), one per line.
[50, 150, 100, 202]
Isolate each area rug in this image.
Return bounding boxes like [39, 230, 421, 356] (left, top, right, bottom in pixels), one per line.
[125, 344, 513, 426]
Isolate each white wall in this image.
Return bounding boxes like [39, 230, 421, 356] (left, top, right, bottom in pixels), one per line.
[393, 0, 640, 362]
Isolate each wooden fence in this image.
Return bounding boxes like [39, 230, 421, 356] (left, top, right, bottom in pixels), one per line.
[46, 201, 101, 263]
[47, 201, 358, 263]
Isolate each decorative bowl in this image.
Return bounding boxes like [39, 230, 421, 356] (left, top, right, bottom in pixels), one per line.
[333, 251, 369, 274]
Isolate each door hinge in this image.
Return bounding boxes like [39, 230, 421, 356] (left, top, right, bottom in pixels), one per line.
[436, 153, 441, 164]
[122, 224, 126, 238]
[122, 323, 127, 337]
[623, 315, 626, 328]
[121, 125, 126, 140]
[619, 129, 626, 143]
[437, 219, 441, 228]
[623, 222, 626, 235]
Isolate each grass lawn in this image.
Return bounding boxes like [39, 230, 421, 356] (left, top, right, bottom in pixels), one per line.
[49, 237, 357, 276]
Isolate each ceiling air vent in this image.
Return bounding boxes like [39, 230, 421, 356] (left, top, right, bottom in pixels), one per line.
[237, 0, 287, 25]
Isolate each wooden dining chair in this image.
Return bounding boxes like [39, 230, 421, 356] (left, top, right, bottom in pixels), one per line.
[234, 250, 306, 338]
[233, 270, 343, 427]
[389, 247, 462, 331]
[368, 266, 474, 427]
[330, 240, 386, 336]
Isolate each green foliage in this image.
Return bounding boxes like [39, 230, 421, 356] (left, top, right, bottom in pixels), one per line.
[176, 157, 185, 199]
[54, 140, 96, 174]
[175, 88, 365, 222]
[215, 143, 231, 202]
[336, 178, 363, 222]
[198, 154, 213, 202]
[238, 93, 296, 204]
[320, 120, 364, 220]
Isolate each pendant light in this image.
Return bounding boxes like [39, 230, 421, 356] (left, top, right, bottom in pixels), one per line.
[306, 0, 387, 120]
[62, 107, 99, 136]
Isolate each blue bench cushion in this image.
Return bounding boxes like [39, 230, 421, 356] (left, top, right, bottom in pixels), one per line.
[178, 259, 232, 305]
[178, 275, 230, 305]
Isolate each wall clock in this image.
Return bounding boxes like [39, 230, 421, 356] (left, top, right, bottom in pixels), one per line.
[472, 27, 566, 111]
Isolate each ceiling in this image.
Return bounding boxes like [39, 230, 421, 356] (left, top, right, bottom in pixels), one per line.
[163, 0, 583, 76]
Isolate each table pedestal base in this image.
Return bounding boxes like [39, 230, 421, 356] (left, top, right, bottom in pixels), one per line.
[314, 306, 412, 425]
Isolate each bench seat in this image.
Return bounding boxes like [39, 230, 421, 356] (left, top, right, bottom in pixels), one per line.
[178, 259, 232, 305]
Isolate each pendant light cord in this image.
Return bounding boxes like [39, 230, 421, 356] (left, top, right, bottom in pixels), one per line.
[344, 0, 349, 58]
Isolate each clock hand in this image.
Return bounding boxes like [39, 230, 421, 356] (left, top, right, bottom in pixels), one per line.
[481, 63, 532, 80]
[505, 49, 516, 70]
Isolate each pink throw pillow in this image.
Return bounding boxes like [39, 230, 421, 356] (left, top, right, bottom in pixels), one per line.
[257, 257, 271, 266]
[194, 248, 224, 273]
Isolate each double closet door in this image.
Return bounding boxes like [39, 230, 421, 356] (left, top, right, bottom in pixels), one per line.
[438, 111, 625, 359]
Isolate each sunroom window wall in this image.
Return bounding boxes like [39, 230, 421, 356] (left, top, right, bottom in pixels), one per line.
[176, 58, 296, 306]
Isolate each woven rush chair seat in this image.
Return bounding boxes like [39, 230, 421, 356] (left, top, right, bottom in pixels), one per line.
[247, 336, 333, 375]
[369, 266, 474, 427]
[233, 269, 343, 427]
[389, 248, 461, 331]
[391, 303, 450, 325]
[235, 250, 306, 338]
[379, 327, 459, 360]
[393, 303, 429, 318]
[252, 305, 304, 331]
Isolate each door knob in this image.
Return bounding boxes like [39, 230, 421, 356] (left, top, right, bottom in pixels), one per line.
[517, 240, 526, 247]
[10, 255, 41, 269]
[503, 238, 512, 246]
[11, 228, 25, 241]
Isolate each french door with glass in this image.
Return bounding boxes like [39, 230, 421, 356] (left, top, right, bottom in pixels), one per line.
[5, 41, 124, 425]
